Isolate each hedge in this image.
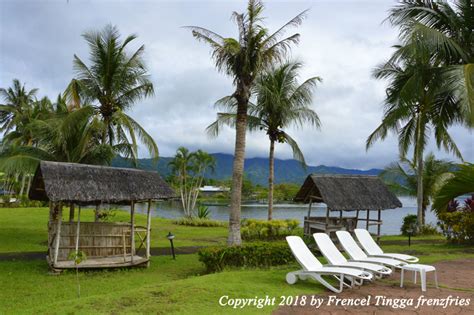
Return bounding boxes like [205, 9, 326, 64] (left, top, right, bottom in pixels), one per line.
[197, 242, 294, 272]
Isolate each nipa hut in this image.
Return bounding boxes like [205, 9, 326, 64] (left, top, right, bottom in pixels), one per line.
[29, 161, 175, 271]
[294, 174, 402, 241]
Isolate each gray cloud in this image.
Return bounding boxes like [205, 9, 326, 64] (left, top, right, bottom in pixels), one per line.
[1, 0, 472, 169]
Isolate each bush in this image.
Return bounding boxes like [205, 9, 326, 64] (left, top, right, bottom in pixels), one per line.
[400, 214, 418, 236]
[418, 224, 439, 235]
[196, 205, 211, 219]
[438, 210, 474, 244]
[172, 217, 226, 227]
[198, 242, 294, 272]
[240, 219, 301, 241]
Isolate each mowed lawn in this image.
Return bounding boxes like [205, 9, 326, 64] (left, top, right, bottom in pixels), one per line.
[1, 207, 474, 314]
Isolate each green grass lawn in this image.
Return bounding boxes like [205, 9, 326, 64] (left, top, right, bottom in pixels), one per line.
[0, 207, 228, 253]
[1, 207, 473, 314]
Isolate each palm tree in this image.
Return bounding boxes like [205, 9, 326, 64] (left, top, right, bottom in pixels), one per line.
[187, 0, 308, 245]
[380, 153, 454, 225]
[387, 0, 474, 125]
[367, 39, 464, 227]
[71, 24, 158, 162]
[432, 163, 474, 215]
[207, 62, 320, 220]
[169, 147, 195, 217]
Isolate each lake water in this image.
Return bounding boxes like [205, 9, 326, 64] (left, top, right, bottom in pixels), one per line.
[129, 196, 439, 235]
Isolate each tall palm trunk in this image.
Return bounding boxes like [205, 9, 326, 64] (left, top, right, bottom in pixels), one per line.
[267, 139, 275, 221]
[415, 115, 425, 227]
[227, 92, 249, 246]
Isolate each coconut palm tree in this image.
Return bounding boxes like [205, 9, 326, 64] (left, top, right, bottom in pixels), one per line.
[380, 153, 454, 225]
[432, 163, 474, 215]
[187, 0, 307, 245]
[367, 39, 464, 227]
[387, 0, 474, 125]
[71, 24, 157, 162]
[207, 61, 320, 220]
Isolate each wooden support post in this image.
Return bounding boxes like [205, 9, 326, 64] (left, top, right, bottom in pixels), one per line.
[130, 201, 135, 263]
[355, 210, 360, 229]
[325, 207, 330, 233]
[75, 205, 81, 253]
[366, 209, 370, 230]
[377, 209, 381, 243]
[146, 200, 152, 260]
[306, 200, 313, 235]
[53, 205, 63, 266]
[69, 204, 75, 223]
[95, 203, 100, 222]
[122, 232, 126, 262]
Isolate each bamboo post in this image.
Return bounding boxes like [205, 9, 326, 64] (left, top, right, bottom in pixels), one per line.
[377, 209, 381, 243]
[325, 207, 330, 233]
[366, 209, 370, 230]
[146, 200, 152, 260]
[355, 210, 360, 229]
[53, 205, 63, 266]
[75, 205, 81, 253]
[130, 201, 135, 263]
[306, 200, 313, 235]
[69, 203, 75, 223]
[122, 232, 126, 262]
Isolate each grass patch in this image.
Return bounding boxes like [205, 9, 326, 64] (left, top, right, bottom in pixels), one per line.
[0, 207, 228, 253]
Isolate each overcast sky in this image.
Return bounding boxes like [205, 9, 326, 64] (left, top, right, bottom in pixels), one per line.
[1, 0, 472, 169]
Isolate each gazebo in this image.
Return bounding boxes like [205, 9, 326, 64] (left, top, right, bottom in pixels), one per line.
[28, 161, 174, 271]
[294, 174, 402, 241]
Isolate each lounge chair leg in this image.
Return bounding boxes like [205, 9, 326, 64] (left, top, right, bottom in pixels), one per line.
[310, 274, 343, 293]
[286, 272, 298, 285]
[414, 270, 417, 284]
[400, 268, 404, 288]
[421, 270, 426, 292]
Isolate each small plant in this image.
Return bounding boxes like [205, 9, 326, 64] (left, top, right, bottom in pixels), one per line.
[68, 250, 87, 298]
[240, 219, 301, 241]
[400, 214, 418, 236]
[196, 205, 211, 219]
[418, 224, 439, 235]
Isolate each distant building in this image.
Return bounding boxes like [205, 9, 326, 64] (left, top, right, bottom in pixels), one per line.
[199, 185, 230, 196]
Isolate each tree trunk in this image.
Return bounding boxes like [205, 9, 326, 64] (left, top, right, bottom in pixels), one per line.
[227, 93, 249, 246]
[267, 139, 275, 221]
[69, 203, 75, 222]
[415, 117, 424, 228]
[19, 173, 26, 196]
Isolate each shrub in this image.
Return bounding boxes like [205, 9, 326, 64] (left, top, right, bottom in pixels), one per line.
[172, 217, 226, 227]
[198, 242, 294, 272]
[438, 210, 474, 244]
[400, 214, 418, 236]
[240, 219, 301, 241]
[196, 205, 211, 219]
[418, 224, 439, 235]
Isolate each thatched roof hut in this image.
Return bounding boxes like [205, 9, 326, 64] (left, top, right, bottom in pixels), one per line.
[28, 161, 175, 271]
[294, 174, 402, 241]
[294, 174, 402, 210]
[29, 161, 175, 204]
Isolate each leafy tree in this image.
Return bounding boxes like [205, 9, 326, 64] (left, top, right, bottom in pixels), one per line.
[71, 24, 157, 162]
[387, 0, 474, 125]
[187, 0, 307, 245]
[432, 163, 474, 215]
[207, 61, 320, 220]
[169, 147, 216, 217]
[367, 38, 464, 227]
[380, 153, 454, 224]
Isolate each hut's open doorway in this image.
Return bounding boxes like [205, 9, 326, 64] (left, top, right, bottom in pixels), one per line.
[29, 161, 174, 271]
[294, 174, 402, 242]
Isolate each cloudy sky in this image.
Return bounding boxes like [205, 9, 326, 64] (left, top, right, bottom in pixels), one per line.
[1, 0, 472, 169]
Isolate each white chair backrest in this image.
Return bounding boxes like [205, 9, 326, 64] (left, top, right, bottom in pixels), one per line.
[336, 231, 368, 260]
[286, 236, 323, 271]
[354, 229, 383, 255]
[313, 233, 347, 265]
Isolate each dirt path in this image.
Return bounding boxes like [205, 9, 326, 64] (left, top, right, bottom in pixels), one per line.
[274, 259, 474, 315]
[0, 246, 203, 261]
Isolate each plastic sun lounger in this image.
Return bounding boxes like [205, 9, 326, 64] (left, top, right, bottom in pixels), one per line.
[354, 229, 419, 263]
[336, 231, 407, 269]
[313, 233, 392, 279]
[285, 236, 373, 293]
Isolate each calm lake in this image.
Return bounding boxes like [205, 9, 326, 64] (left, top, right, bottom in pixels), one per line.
[129, 196, 440, 235]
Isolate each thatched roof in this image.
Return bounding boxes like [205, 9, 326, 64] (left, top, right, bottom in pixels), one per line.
[294, 174, 402, 211]
[29, 161, 175, 204]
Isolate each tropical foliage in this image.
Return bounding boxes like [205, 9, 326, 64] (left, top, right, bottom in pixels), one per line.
[380, 153, 454, 224]
[169, 147, 216, 217]
[188, 0, 307, 245]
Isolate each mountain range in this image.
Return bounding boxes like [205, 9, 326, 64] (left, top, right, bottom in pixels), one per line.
[112, 153, 382, 186]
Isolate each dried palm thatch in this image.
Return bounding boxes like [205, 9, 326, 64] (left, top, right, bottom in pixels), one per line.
[294, 174, 402, 211]
[29, 161, 175, 204]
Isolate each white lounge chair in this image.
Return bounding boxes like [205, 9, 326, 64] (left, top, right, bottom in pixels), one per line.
[336, 231, 407, 269]
[354, 228, 419, 263]
[313, 233, 392, 279]
[286, 236, 373, 293]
